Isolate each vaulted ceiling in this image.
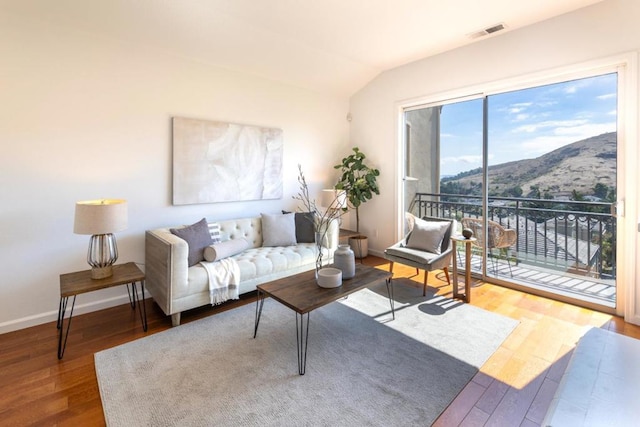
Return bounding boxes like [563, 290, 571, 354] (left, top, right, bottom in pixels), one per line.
[1, 0, 604, 95]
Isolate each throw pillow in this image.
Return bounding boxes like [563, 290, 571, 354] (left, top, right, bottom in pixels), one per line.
[203, 238, 250, 262]
[405, 218, 450, 254]
[208, 222, 222, 244]
[170, 218, 213, 267]
[282, 210, 316, 243]
[261, 212, 297, 247]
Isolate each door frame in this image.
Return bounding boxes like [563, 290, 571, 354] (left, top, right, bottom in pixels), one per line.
[395, 52, 638, 320]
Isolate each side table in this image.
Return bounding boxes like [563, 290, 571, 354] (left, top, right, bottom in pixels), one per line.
[338, 228, 359, 244]
[57, 262, 147, 359]
[450, 236, 476, 303]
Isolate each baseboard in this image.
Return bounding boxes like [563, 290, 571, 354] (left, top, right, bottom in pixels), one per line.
[368, 248, 385, 258]
[0, 294, 145, 335]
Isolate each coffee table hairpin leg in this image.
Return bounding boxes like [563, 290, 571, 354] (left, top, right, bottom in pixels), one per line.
[254, 289, 266, 338]
[296, 312, 311, 375]
[385, 278, 395, 320]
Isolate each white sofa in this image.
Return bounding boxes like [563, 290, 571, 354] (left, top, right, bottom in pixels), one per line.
[145, 215, 338, 326]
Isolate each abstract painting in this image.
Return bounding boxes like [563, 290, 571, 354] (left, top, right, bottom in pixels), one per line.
[172, 117, 283, 205]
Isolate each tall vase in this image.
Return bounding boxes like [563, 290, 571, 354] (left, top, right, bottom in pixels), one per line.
[334, 244, 355, 279]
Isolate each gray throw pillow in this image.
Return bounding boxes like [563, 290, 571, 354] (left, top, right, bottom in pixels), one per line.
[406, 218, 450, 254]
[282, 210, 316, 243]
[261, 213, 297, 247]
[170, 218, 214, 267]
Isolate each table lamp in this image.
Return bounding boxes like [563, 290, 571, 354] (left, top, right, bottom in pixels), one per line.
[320, 189, 347, 227]
[320, 189, 347, 211]
[74, 199, 128, 279]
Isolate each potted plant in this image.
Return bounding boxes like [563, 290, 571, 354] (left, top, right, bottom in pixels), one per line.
[334, 147, 380, 258]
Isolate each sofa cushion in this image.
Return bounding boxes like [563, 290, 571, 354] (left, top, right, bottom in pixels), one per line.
[170, 218, 213, 266]
[185, 243, 318, 298]
[406, 217, 450, 254]
[203, 238, 250, 262]
[261, 212, 297, 247]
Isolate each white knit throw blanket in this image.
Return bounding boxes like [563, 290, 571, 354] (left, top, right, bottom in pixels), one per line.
[199, 258, 240, 305]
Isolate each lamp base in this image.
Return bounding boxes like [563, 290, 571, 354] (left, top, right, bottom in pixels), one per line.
[91, 265, 113, 280]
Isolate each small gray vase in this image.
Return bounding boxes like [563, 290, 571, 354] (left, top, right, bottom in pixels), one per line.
[334, 244, 356, 279]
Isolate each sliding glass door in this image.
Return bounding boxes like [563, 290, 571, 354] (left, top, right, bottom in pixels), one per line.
[402, 71, 619, 310]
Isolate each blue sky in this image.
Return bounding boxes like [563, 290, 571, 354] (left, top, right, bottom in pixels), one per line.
[439, 72, 618, 176]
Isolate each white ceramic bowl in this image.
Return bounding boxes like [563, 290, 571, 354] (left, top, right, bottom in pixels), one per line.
[317, 267, 343, 288]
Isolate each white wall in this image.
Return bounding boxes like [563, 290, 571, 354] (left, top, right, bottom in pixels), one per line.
[0, 13, 350, 333]
[349, 0, 640, 321]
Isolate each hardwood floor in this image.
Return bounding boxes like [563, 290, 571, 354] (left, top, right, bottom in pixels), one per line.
[1, 256, 638, 426]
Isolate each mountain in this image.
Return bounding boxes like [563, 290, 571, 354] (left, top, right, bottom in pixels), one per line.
[441, 132, 617, 198]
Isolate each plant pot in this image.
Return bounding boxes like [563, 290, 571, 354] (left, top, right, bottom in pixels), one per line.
[349, 235, 368, 259]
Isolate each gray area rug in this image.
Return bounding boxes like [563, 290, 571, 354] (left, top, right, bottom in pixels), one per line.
[95, 279, 517, 426]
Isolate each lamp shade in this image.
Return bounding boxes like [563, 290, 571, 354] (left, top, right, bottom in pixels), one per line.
[74, 199, 128, 235]
[320, 189, 347, 209]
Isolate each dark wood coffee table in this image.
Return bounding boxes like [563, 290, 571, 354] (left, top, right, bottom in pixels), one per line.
[253, 264, 393, 375]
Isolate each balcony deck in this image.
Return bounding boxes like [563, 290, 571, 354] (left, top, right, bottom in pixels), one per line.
[456, 250, 616, 307]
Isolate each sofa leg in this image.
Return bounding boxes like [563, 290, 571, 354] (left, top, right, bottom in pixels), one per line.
[423, 271, 429, 296]
[388, 261, 394, 274]
[443, 267, 451, 285]
[171, 313, 181, 327]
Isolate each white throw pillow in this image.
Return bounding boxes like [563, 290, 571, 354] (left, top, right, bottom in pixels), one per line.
[405, 218, 450, 254]
[203, 238, 250, 262]
[261, 212, 297, 247]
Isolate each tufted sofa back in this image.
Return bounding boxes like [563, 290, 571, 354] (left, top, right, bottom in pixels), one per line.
[217, 217, 263, 248]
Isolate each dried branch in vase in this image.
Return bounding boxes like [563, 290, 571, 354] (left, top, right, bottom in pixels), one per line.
[294, 165, 348, 271]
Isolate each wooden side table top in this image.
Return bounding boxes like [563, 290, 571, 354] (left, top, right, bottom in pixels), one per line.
[339, 228, 360, 239]
[257, 264, 391, 314]
[451, 236, 478, 244]
[59, 262, 145, 298]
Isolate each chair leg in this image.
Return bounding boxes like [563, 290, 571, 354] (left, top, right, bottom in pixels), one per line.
[443, 267, 450, 285]
[389, 261, 394, 274]
[416, 268, 419, 276]
[423, 270, 429, 296]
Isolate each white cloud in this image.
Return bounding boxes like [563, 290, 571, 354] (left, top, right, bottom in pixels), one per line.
[513, 119, 589, 134]
[562, 78, 595, 95]
[597, 93, 616, 100]
[553, 122, 616, 136]
[518, 122, 616, 156]
[441, 154, 483, 165]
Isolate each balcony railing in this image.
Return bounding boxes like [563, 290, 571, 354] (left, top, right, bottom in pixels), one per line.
[412, 193, 616, 280]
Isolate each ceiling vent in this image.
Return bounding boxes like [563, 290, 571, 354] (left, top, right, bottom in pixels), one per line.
[469, 23, 506, 39]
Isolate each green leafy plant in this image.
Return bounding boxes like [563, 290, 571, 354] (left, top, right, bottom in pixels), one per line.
[334, 147, 380, 234]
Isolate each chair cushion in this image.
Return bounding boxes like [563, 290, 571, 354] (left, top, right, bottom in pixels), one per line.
[385, 246, 439, 265]
[406, 217, 450, 254]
